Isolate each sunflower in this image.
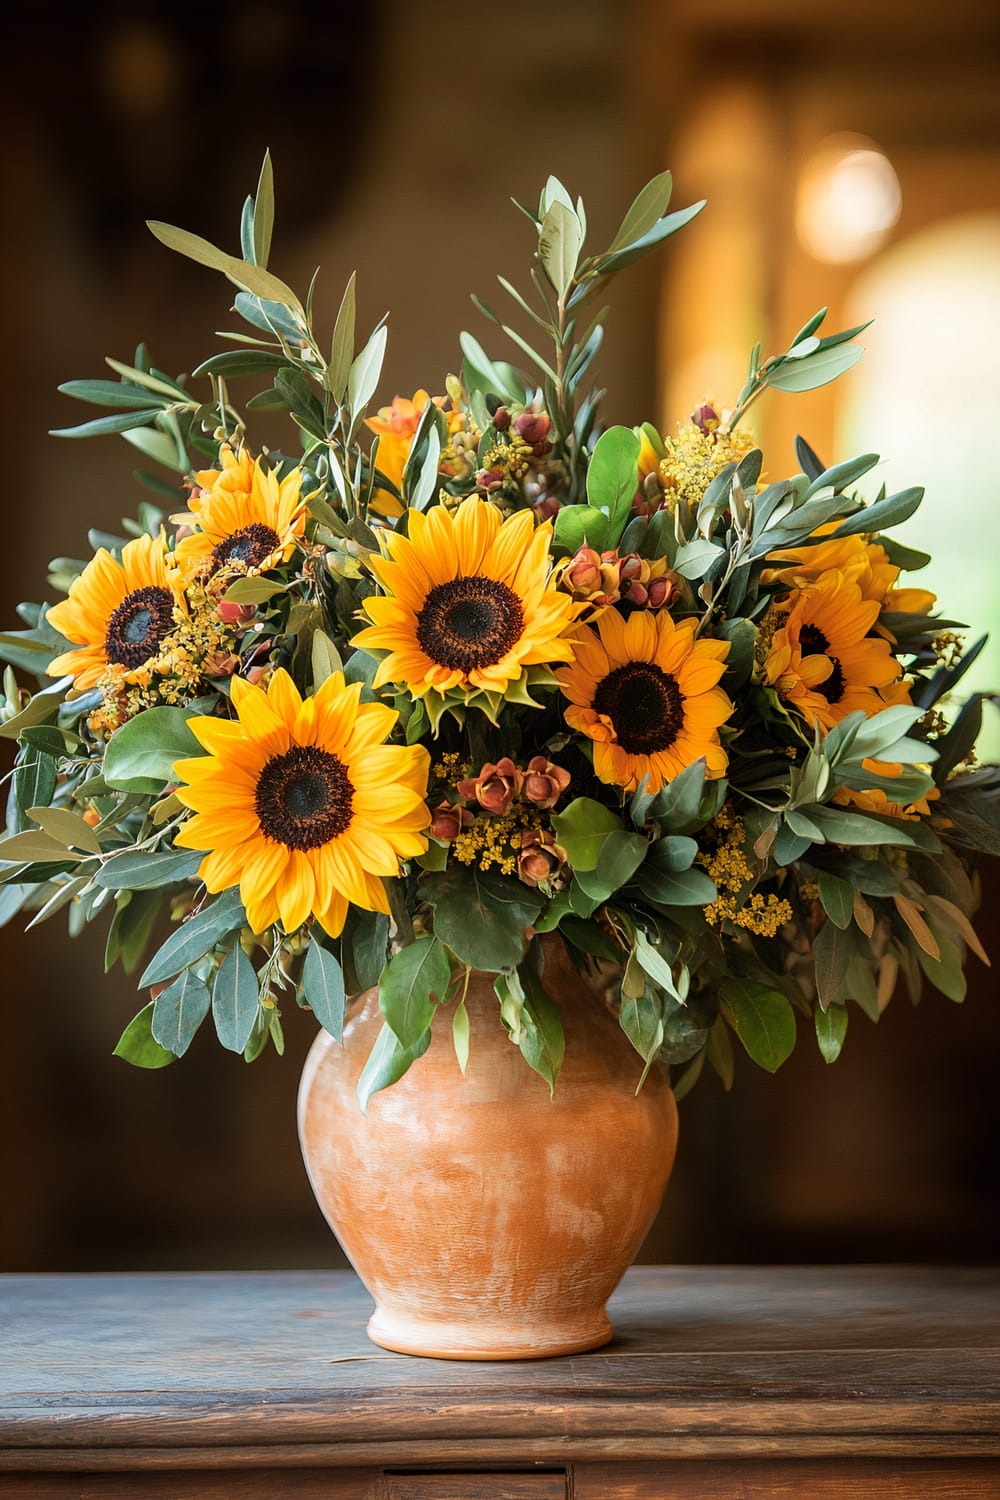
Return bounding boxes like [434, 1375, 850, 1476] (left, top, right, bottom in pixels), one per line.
[764, 569, 900, 731]
[47, 534, 186, 692]
[556, 609, 732, 794]
[173, 669, 430, 937]
[351, 497, 579, 712]
[173, 444, 307, 578]
[763, 525, 936, 630]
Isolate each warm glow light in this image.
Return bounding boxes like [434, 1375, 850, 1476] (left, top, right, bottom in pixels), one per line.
[796, 135, 902, 265]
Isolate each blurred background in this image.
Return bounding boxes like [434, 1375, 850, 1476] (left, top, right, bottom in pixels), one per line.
[1, 0, 998, 1273]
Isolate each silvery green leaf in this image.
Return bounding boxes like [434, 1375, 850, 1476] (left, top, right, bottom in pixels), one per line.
[539, 200, 583, 300]
[212, 943, 259, 1053]
[347, 324, 388, 417]
[767, 342, 864, 393]
[151, 970, 211, 1058]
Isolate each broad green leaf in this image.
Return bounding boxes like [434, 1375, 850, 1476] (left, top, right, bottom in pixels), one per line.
[212, 943, 259, 1053]
[104, 705, 201, 794]
[608, 171, 673, 253]
[452, 998, 470, 1075]
[104, 886, 162, 975]
[767, 342, 863, 393]
[422, 865, 542, 972]
[553, 504, 610, 556]
[551, 798, 623, 872]
[586, 426, 641, 542]
[0, 677, 70, 741]
[633, 928, 682, 1000]
[151, 970, 211, 1058]
[311, 629, 343, 688]
[458, 331, 526, 405]
[539, 200, 583, 300]
[94, 848, 203, 890]
[817, 872, 854, 930]
[113, 1002, 176, 1069]
[357, 1022, 431, 1112]
[0, 830, 82, 864]
[721, 979, 796, 1072]
[620, 990, 664, 1083]
[301, 939, 347, 1042]
[813, 917, 854, 1009]
[343, 908, 389, 992]
[223, 575, 288, 604]
[139, 887, 246, 986]
[673, 538, 725, 580]
[815, 1002, 848, 1063]
[378, 935, 450, 1049]
[636, 862, 717, 908]
[27, 806, 101, 854]
[517, 964, 566, 1095]
[11, 748, 57, 833]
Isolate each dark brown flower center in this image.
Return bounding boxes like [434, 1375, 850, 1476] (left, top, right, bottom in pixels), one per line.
[255, 745, 354, 851]
[416, 574, 525, 673]
[211, 523, 282, 572]
[592, 660, 685, 755]
[799, 622, 845, 704]
[104, 586, 175, 669]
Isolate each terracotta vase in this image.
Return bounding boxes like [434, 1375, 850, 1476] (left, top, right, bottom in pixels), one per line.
[297, 937, 678, 1360]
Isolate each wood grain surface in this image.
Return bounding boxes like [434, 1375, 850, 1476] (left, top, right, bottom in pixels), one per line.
[1, 1265, 998, 1477]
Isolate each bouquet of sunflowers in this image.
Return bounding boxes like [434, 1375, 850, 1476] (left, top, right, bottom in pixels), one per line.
[1, 157, 996, 1104]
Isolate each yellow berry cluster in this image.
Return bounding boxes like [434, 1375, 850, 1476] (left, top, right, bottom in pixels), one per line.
[88, 577, 241, 738]
[699, 807, 793, 937]
[452, 802, 544, 876]
[657, 421, 757, 509]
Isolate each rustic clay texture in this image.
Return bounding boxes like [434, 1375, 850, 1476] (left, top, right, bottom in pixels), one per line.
[297, 940, 678, 1358]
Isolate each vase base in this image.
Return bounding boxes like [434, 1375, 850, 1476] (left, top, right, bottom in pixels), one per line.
[366, 1304, 614, 1360]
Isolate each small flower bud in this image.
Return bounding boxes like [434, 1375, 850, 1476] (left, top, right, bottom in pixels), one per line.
[517, 829, 569, 890]
[523, 756, 571, 810]
[217, 599, 257, 626]
[493, 406, 511, 431]
[457, 758, 524, 816]
[691, 402, 720, 434]
[430, 801, 472, 842]
[514, 412, 551, 446]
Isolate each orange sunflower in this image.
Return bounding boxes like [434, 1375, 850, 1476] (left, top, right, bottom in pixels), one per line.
[173, 444, 307, 577]
[556, 609, 732, 794]
[763, 525, 936, 627]
[764, 569, 901, 731]
[351, 497, 579, 710]
[47, 534, 186, 692]
[173, 669, 430, 937]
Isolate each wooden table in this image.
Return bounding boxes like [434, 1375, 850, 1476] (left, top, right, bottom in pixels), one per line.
[1, 1266, 998, 1497]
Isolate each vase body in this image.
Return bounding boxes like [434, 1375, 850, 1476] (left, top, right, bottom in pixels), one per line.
[297, 938, 678, 1359]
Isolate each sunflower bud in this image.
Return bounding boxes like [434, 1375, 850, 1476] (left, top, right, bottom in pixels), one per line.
[523, 756, 571, 810]
[517, 829, 569, 890]
[457, 757, 523, 816]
